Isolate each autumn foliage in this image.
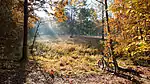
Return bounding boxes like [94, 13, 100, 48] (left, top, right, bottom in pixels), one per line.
[109, 0, 150, 58]
[53, 0, 78, 22]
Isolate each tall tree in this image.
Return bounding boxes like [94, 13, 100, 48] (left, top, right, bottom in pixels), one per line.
[20, 0, 28, 62]
[104, 0, 118, 72]
[109, 0, 150, 61]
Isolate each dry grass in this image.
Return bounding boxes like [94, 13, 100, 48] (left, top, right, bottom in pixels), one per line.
[29, 40, 102, 77]
[27, 38, 150, 84]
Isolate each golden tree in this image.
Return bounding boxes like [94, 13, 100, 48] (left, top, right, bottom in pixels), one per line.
[109, 0, 150, 59]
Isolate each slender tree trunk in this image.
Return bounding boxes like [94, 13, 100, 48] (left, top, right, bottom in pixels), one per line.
[102, 0, 104, 40]
[30, 21, 41, 54]
[105, 0, 110, 34]
[20, 0, 28, 62]
[104, 0, 118, 73]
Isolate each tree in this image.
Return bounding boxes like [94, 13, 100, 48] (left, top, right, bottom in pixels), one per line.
[96, 0, 119, 72]
[20, 0, 28, 62]
[0, 0, 47, 62]
[109, 0, 150, 65]
[56, 7, 98, 36]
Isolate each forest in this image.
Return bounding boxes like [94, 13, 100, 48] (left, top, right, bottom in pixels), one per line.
[0, 0, 150, 84]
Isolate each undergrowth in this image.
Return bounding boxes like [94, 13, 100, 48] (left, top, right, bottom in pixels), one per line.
[28, 41, 102, 77]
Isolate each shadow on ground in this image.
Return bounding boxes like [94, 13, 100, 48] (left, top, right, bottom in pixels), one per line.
[0, 60, 26, 84]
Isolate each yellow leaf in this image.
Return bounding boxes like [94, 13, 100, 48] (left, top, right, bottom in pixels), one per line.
[132, 0, 138, 3]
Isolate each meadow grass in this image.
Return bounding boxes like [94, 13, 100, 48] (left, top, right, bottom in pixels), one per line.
[29, 41, 102, 76]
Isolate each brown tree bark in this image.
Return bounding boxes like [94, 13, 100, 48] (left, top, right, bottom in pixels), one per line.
[20, 0, 28, 62]
[104, 0, 118, 73]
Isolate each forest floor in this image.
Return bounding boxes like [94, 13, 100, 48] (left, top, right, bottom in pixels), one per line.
[1, 35, 149, 84]
[24, 35, 150, 84]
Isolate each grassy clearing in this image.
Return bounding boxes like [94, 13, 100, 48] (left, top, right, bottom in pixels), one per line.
[29, 40, 102, 77]
[28, 38, 150, 78]
[27, 39, 150, 84]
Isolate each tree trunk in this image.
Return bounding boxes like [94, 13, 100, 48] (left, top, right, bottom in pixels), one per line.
[20, 0, 28, 62]
[104, 0, 118, 73]
[102, 0, 104, 40]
